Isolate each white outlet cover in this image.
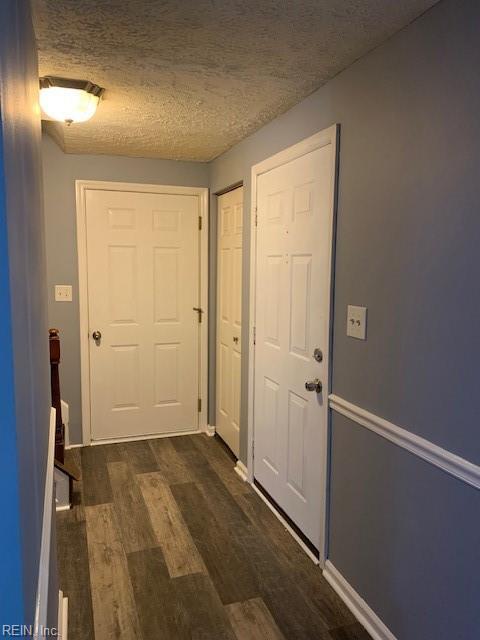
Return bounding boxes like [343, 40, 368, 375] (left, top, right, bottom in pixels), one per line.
[55, 285, 73, 302]
[347, 305, 367, 340]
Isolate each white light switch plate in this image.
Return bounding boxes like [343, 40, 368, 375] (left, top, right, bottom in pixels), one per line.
[55, 285, 72, 302]
[347, 305, 367, 340]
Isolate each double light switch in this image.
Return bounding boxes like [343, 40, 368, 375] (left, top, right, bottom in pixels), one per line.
[55, 285, 73, 302]
[347, 305, 367, 340]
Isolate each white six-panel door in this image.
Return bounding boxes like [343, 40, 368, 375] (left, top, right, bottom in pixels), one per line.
[216, 187, 243, 456]
[253, 129, 337, 550]
[85, 188, 201, 441]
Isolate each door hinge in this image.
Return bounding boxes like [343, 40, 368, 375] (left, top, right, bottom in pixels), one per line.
[198, 215, 202, 230]
[198, 398, 202, 412]
[254, 207, 258, 227]
[253, 326, 256, 345]
[193, 307, 203, 323]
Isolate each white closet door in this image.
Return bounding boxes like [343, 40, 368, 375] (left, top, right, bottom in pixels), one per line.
[216, 187, 243, 456]
[253, 137, 335, 548]
[85, 188, 200, 441]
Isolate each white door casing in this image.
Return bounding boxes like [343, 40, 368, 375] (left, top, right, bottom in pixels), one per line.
[216, 186, 243, 456]
[76, 181, 208, 444]
[249, 127, 338, 560]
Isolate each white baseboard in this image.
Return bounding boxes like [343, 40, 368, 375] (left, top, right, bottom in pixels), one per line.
[323, 561, 396, 640]
[205, 424, 216, 437]
[234, 460, 248, 481]
[34, 408, 56, 639]
[58, 591, 68, 640]
[69, 427, 211, 448]
[89, 429, 201, 446]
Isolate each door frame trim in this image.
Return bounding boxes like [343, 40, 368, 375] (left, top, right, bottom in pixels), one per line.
[247, 126, 339, 566]
[214, 180, 243, 197]
[76, 179, 209, 445]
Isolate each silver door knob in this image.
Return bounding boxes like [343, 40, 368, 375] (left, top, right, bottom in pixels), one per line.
[92, 330, 102, 343]
[305, 378, 322, 393]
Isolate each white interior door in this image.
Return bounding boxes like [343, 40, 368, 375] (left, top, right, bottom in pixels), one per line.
[216, 186, 243, 456]
[85, 188, 201, 441]
[253, 130, 337, 549]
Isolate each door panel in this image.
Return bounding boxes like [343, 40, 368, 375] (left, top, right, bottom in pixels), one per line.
[216, 187, 243, 456]
[86, 189, 200, 441]
[253, 140, 335, 548]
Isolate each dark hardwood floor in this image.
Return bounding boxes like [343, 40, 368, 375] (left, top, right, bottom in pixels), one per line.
[57, 434, 371, 640]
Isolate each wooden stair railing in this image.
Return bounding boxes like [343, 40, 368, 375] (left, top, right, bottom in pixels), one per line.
[49, 328, 65, 464]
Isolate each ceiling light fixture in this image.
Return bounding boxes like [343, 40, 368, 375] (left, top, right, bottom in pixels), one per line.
[39, 77, 105, 125]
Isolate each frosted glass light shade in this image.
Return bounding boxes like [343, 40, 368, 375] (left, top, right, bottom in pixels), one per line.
[39, 86, 100, 124]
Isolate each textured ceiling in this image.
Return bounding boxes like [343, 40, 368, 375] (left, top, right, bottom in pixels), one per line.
[33, 0, 438, 162]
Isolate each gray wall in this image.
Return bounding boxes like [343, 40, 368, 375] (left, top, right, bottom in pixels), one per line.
[42, 135, 210, 444]
[0, 0, 53, 626]
[210, 0, 480, 637]
[211, 0, 480, 465]
[330, 414, 480, 640]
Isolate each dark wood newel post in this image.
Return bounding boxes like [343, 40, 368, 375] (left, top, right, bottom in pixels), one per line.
[49, 328, 65, 463]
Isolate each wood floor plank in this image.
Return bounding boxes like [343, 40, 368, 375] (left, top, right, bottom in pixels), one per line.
[192, 434, 251, 496]
[81, 445, 113, 506]
[101, 442, 125, 463]
[137, 472, 206, 577]
[231, 520, 331, 640]
[173, 572, 237, 640]
[236, 492, 355, 629]
[173, 441, 251, 531]
[329, 622, 372, 640]
[56, 518, 95, 640]
[234, 491, 303, 562]
[107, 461, 157, 553]
[226, 598, 285, 640]
[198, 468, 251, 530]
[85, 503, 141, 640]
[127, 547, 187, 640]
[170, 434, 197, 452]
[171, 482, 259, 605]
[148, 437, 193, 484]
[120, 440, 159, 474]
[261, 582, 331, 640]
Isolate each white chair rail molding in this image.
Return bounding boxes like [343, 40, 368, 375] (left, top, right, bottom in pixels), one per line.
[328, 394, 480, 490]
